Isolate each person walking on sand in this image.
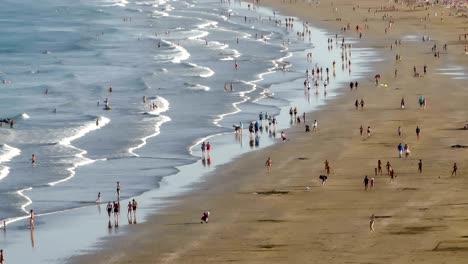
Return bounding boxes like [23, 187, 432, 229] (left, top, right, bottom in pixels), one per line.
[416, 126, 421, 140]
[367, 126, 371, 137]
[313, 120, 318, 132]
[398, 126, 402, 137]
[281, 131, 287, 142]
[265, 157, 272, 173]
[369, 214, 375, 231]
[378, 160, 382, 175]
[390, 167, 395, 181]
[106, 202, 113, 218]
[452, 163, 458, 176]
[398, 143, 403, 158]
[325, 160, 331, 176]
[404, 144, 411, 158]
[364, 175, 369, 190]
[400, 97, 405, 109]
[132, 199, 138, 223]
[355, 99, 359, 110]
[30, 209, 34, 229]
[370, 178, 375, 189]
[386, 161, 391, 175]
[360, 125, 363, 136]
[418, 159, 423, 174]
[360, 98, 365, 110]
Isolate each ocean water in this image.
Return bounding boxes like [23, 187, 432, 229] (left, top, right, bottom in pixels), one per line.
[0, 0, 379, 262]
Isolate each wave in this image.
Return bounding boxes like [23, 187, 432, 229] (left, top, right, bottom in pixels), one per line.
[143, 96, 170, 116]
[152, 10, 169, 17]
[184, 83, 210, 91]
[9, 112, 30, 120]
[197, 20, 218, 29]
[184, 62, 215, 78]
[100, 0, 128, 7]
[187, 30, 209, 40]
[48, 116, 110, 186]
[129, 96, 171, 157]
[160, 39, 190, 63]
[0, 144, 21, 181]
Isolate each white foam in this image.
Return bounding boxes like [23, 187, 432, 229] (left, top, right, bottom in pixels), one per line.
[153, 10, 169, 17]
[188, 30, 209, 40]
[17, 187, 33, 214]
[186, 62, 215, 78]
[0, 144, 21, 181]
[21, 113, 30, 119]
[197, 20, 218, 29]
[144, 96, 170, 116]
[161, 39, 190, 63]
[129, 96, 171, 157]
[48, 116, 110, 186]
[187, 84, 210, 91]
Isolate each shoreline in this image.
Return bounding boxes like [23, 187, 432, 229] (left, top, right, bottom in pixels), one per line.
[73, 0, 468, 262]
[71, 1, 393, 263]
[0, 1, 372, 262]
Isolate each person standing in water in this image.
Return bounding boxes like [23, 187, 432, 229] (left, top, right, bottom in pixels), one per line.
[31, 154, 36, 166]
[132, 199, 138, 223]
[30, 209, 35, 229]
[206, 142, 211, 155]
[116, 181, 121, 200]
[201, 142, 206, 156]
[106, 202, 113, 218]
[0, 249, 4, 264]
[127, 201, 132, 220]
[113, 201, 119, 227]
[96, 192, 101, 203]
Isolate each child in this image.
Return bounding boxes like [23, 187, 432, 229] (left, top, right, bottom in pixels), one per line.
[201, 211, 210, 223]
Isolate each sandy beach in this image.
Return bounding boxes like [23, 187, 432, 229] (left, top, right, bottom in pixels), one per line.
[75, 0, 468, 263]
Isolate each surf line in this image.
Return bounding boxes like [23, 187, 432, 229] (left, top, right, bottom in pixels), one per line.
[48, 116, 110, 186]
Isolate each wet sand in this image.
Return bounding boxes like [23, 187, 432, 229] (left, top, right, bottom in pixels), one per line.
[76, 0, 468, 263]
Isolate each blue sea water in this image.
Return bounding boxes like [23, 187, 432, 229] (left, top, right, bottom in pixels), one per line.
[0, 0, 380, 262]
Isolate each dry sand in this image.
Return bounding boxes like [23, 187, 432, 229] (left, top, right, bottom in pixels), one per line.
[77, 0, 468, 263]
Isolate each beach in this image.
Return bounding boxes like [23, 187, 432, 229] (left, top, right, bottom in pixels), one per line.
[0, 0, 467, 262]
[72, 0, 468, 263]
